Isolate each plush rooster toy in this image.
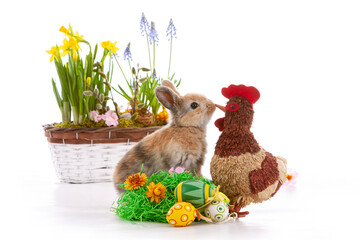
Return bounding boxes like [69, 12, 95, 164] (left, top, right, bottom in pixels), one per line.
[210, 84, 287, 217]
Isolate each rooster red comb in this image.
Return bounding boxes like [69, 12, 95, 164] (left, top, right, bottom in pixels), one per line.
[221, 84, 260, 104]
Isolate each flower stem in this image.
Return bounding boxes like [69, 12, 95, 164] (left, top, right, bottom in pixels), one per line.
[168, 37, 173, 79]
[127, 59, 132, 73]
[145, 28, 152, 73]
[62, 101, 71, 123]
[72, 106, 79, 124]
[127, 59, 134, 90]
[153, 41, 156, 75]
[113, 55, 128, 84]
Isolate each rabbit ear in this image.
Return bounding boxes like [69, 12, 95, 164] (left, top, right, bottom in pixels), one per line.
[161, 80, 180, 96]
[155, 86, 180, 111]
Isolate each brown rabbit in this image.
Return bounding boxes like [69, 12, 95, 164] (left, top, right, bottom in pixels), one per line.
[113, 80, 216, 193]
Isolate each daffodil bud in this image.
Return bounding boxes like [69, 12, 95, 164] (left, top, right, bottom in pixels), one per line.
[86, 77, 91, 86]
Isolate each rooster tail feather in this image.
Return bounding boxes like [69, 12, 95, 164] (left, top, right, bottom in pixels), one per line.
[276, 156, 287, 184]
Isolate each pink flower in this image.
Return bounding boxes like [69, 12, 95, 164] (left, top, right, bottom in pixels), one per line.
[95, 114, 106, 122]
[89, 111, 98, 121]
[169, 167, 186, 174]
[284, 168, 298, 186]
[104, 110, 119, 126]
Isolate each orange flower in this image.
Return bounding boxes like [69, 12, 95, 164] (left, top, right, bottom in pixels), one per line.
[157, 108, 169, 121]
[124, 172, 147, 190]
[146, 182, 167, 203]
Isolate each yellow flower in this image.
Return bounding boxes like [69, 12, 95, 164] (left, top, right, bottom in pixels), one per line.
[74, 30, 84, 41]
[101, 40, 119, 55]
[61, 37, 80, 52]
[146, 182, 167, 203]
[101, 40, 111, 49]
[46, 46, 58, 62]
[60, 24, 84, 44]
[59, 25, 71, 36]
[59, 37, 80, 61]
[157, 108, 169, 121]
[124, 172, 147, 190]
[86, 77, 91, 86]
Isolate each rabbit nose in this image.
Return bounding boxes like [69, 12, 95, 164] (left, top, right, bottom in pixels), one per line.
[206, 102, 216, 113]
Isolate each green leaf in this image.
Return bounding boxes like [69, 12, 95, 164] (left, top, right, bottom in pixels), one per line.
[52, 78, 62, 109]
[115, 85, 132, 101]
[93, 43, 98, 60]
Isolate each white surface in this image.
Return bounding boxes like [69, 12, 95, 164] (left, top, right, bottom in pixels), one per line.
[2, 171, 359, 240]
[1, 0, 360, 239]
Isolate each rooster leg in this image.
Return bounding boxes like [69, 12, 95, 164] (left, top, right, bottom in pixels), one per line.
[229, 205, 249, 218]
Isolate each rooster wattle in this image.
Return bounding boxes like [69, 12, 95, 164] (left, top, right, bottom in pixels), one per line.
[210, 84, 287, 217]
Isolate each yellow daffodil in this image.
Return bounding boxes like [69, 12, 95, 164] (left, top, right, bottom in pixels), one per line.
[60, 24, 84, 43]
[59, 25, 71, 36]
[101, 40, 119, 55]
[101, 40, 111, 49]
[59, 37, 80, 61]
[46, 46, 58, 62]
[74, 31, 84, 40]
[61, 37, 80, 52]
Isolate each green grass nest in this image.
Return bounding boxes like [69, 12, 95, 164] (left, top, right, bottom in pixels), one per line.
[112, 170, 215, 223]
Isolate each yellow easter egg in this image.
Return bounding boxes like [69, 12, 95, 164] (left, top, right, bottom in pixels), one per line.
[166, 202, 197, 227]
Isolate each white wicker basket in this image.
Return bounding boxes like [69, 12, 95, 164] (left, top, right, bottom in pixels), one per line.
[48, 142, 136, 183]
[43, 124, 161, 183]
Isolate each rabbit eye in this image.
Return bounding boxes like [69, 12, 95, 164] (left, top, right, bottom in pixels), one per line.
[191, 102, 198, 109]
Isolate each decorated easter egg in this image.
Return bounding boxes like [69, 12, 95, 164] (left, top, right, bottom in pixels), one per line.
[166, 202, 197, 227]
[204, 199, 229, 222]
[174, 180, 213, 208]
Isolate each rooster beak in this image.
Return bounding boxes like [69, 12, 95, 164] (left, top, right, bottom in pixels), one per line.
[215, 104, 226, 112]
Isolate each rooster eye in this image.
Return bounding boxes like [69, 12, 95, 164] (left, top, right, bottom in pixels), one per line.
[225, 103, 240, 112]
[191, 102, 198, 109]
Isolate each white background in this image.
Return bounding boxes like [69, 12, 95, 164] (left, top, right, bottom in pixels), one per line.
[1, 0, 360, 239]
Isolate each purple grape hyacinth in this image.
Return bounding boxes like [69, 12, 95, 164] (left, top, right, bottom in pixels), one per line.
[123, 42, 132, 61]
[166, 18, 177, 40]
[149, 22, 159, 45]
[152, 69, 157, 79]
[140, 12, 150, 36]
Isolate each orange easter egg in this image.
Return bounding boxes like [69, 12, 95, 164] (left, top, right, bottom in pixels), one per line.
[166, 202, 197, 227]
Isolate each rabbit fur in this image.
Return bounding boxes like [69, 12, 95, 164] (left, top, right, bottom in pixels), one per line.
[113, 80, 215, 193]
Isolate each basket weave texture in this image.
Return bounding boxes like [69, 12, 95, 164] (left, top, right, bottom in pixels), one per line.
[43, 124, 161, 183]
